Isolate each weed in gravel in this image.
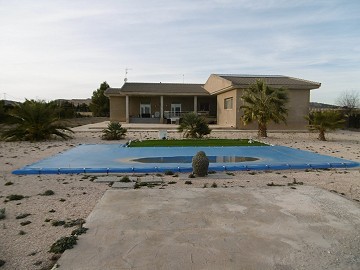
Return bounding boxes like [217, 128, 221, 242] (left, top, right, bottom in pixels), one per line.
[49, 236, 78, 254]
[0, 208, 5, 220]
[185, 181, 192, 185]
[226, 172, 235, 176]
[20, 221, 31, 226]
[19, 230, 26, 235]
[49, 209, 56, 213]
[188, 173, 195, 178]
[267, 182, 285, 187]
[5, 194, 25, 201]
[64, 219, 85, 228]
[71, 227, 88, 236]
[40, 190, 55, 196]
[203, 183, 208, 188]
[164, 171, 174, 176]
[16, 213, 31, 219]
[59, 198, 66, 202]
[168, 181, 177, 184]
[4, 182, 13, 186]
[211, 182, 218, 188]
[51, 220, 65, 227]
[120, 176, 131, 182]
[0, 259, 5, 267]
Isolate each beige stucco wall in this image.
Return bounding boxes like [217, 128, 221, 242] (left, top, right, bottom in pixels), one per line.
[204, 74, 233, 94]
[109, 96, 126, 122]
[217, 90, 239, 127]
[236, 88, 310, 130]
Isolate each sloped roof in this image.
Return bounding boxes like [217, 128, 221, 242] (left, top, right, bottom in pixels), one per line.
[216, 74, 321, 89]
[105, 82, 209, 96]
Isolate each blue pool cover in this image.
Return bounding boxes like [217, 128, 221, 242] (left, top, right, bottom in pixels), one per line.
[13, 144, 359, 175]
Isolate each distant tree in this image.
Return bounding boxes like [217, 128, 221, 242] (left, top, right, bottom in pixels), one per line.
[1, 100, 73, 141]
[49, 100, 77, 119]
[305, 110, 345, 141]
[76, 103, 90, 112]
[0, 100, 8, 123]
[178, 112, 211, 138]
[240, 80, 289, 137]
[336, 90, 360, 112]
[90, 82, 110, 117]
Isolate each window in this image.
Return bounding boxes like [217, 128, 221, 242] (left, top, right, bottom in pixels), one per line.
[224, 97, 233, 109]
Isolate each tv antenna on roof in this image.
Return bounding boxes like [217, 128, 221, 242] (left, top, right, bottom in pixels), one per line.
[124, 68, 132, 83]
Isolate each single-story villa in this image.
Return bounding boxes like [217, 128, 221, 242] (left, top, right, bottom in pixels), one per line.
[105, 74, 321, 130]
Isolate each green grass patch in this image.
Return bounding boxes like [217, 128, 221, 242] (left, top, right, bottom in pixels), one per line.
[129, 139, 266, 147]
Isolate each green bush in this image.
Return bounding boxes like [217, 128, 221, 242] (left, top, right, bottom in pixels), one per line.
[177, 112, 211, 138]
[101, 122, 127, 140]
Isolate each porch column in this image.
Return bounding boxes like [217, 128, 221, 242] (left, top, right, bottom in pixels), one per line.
[160, 95, 164, 122]
[193, 96, 198, 114]
[125, 95, 129, 123]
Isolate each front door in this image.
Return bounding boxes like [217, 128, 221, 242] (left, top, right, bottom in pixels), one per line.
[140, 104, 151, 118]
[171, 104, 181, 117]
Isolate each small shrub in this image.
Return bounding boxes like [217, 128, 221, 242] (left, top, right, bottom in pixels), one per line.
[226, 172, 235, 176]
[188, 173, 195, 178]
[102, 122, 127, 140]
[49, 236, 78, 254]
[16, 213, 31, 219]
[119, 176, 131, 182]
[177, 112, 211, 138]
[184, 181, 192, 185]
[40, 190, 55, 196]
[6, 194, 24, 201]
[4, 181, 13, 186]
[0, 208, 5, 220]
[20, 221, 31, 226]
[208, 170, 216, 174]
[211, 182, 217, 188]
[45, 218, 51, 222]
[155, 173, 163, 177]
[164, 170, 174, 176]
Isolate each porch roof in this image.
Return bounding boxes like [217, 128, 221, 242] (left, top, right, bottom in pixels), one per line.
[105, 82, 210, 96]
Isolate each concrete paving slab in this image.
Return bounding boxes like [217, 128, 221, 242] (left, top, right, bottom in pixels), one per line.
[111, 182, 135, 189]
[57, 187, 360, 270]
[138, 175, 164, 184]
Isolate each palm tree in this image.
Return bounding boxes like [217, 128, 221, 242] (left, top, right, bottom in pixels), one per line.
[240, 80, 289, 137]
[178, 112, 211, 138]
[1, 100, 73, 142]
[305, 110, 345, 141]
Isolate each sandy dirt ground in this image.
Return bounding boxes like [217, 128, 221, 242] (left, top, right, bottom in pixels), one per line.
[0, 129, 359, 270]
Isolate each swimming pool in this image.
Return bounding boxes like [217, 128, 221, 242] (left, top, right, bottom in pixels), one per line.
[12, 144, 359, 175]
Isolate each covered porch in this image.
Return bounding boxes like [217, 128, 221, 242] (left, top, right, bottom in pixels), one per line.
[125, 95, 216, 124]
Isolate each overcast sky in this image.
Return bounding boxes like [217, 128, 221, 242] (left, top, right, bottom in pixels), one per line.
[0, 0, 359, 104]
